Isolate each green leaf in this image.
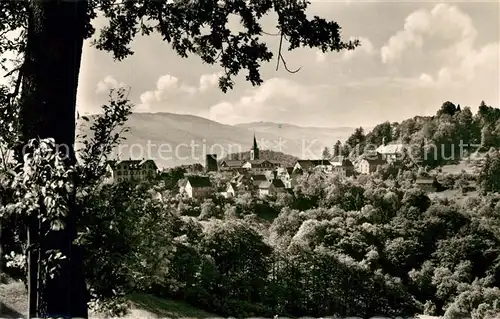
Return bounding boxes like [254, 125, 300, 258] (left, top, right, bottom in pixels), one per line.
[51, 219, 65, 231]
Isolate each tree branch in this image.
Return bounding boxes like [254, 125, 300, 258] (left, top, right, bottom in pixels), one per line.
[8, 62, 24, 104]
[275, 32, 284, 72]
[275, 31, 301, 74]
[280, 53, 301, 74]
[262, 30, 280, 36]
[4, 65, 22, 78]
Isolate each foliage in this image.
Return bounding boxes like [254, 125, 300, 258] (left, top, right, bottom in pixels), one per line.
[90, 0, 359, 92]
[76, 87, 133, 187]
[361, 101, 500, 167]
[321, 147, 331, 160]
[366, 121, 393, 146]
[76, 182, 179, 314]
[0, 138, 74, 316]
[1, 0, 360, 314]
[0, 90, 135, 315]
[345, 127, 366, 155]
[478, 152, 500, 193]
[1, 1, 500, 317]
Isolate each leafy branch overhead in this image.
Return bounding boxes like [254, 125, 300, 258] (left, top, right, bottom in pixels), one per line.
[92, 0, 359, 92]
[0, 1, 359, 96]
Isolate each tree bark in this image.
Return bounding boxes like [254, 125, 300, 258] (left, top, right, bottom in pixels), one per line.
[21, 0, 88, 318]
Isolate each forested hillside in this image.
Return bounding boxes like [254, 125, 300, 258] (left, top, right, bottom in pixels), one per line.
[336, 101, 498, 167]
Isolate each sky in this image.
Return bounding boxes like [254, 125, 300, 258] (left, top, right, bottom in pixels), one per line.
[76, 0, 500, 128]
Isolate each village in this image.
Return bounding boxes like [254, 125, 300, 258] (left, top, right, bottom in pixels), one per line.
[105, 134, 452, 200]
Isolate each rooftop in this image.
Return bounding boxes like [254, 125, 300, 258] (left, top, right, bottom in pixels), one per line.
[186, 176, 212, 188]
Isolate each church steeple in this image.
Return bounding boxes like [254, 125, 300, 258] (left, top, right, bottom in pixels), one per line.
[250, 133, 259, 160]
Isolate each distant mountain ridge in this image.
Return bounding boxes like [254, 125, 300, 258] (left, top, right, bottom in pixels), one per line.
[236, 121, 357, 131]
[76, 112, 356, 168]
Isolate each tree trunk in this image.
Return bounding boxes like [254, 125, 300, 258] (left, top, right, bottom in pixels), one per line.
[20, 0, 88, 318]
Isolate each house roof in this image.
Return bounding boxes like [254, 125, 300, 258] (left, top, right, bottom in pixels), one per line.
[220, 160, 244, 168]
[415, 175, 437, 184]
[277, 166, 295, 175]
[330, 156, 354, 167]
[376, 144, 405, 154]
[415, 178, 436, 184]
[116, 159, 157, 170]
[253, 179, 267, 187]
[310, 159, 332, 166]
[360, 153, 387, 165]
[186, 176, 212, 188]
[243, 159, 279, 167]
[295, 160, 313, 168]
[259, 179, 286, 189]
[296, 159, 332, 169]
[265, 170, 276, 180]
[272, 179, 286, 188]
[252, 174, 268, 181]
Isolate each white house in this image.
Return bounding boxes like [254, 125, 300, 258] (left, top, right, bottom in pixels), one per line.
[242, 159, 280, 174]
[275, 167, 295, 188]
[329, 156, 355, 179]
[376, 143, 406, 162]
[219, 160, 245, 171]
[356, 153, 387, 175]
[180, 176, 213, 199]
[293, 159, 333, 174]
[258, 179, 286, 197]
[107, 159, 158, 183]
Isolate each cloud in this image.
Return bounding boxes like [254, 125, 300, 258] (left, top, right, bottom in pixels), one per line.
[135, 71, 224, 111]
[95, 75, 126, 94]
[315, 51, 327, 63]
[381, 4, 477, 64]
[199, 71, 224, 92]
[342, 37, 376, 60]
[208, 77, 317, 125]
[381, 3, 498, 87]
[419, 73, 434, 85]
[316, 36, 376, 63]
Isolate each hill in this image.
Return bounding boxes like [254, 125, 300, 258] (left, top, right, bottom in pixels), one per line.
[236, 121, 359, 147]
[77, 113, 355, 168]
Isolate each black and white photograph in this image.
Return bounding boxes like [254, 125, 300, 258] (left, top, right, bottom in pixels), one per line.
[0, 0, 499, 318]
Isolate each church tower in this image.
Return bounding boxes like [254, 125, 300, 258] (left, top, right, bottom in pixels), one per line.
[250, 134, 259, 160]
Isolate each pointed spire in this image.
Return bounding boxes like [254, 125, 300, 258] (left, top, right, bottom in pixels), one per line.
[253, 133, 258, 150]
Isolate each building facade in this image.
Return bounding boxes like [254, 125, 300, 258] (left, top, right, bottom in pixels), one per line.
[330, 156, 355, 178]
[242, 159, 280, 174]
[258, 179, 286, 197]
[181, 176, 213, 199]
[356, 153, 387, 175]
[108, 159, 158, 183]
[376, 143, 406, 162]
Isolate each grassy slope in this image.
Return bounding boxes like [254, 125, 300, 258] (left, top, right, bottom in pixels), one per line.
[0, 280, 441, 319]
[0, 280, 215, 319]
